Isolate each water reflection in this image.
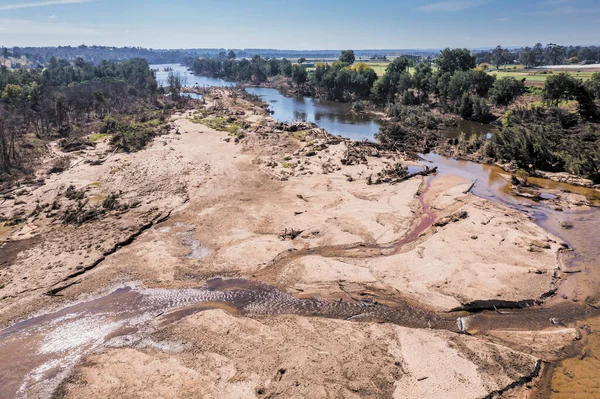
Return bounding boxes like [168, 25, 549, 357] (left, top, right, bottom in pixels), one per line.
[420, 153, 514, 206]
[150, 64, 235, 88]
[442, 119, 499, 140]
[246, 87, 381, 141]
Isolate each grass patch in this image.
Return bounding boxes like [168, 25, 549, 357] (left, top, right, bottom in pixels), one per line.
[195, 116, 248, 136]
[292, 130, 310, 142]
[89, 133, 111, 142]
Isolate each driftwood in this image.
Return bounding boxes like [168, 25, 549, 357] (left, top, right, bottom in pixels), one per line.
[0, 180, 45, 197]
[279, 228, 304, 240]
[463, 179, 477, 194]
[389, 166, 438, 185]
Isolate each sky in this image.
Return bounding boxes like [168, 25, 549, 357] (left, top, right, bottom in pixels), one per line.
[0, 0, 599, 49]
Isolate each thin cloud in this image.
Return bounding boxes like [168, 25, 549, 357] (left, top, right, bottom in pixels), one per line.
[416, 0, 487, 12]
[0, 0, 92, 11]
[48, 14, 57, 18]
[544, 0, 573, 5]
[536, 5, 600, 15]
[0, 18, 98, 35]
[536, 0, 600, 15]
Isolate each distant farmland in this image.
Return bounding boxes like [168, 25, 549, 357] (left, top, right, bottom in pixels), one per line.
[305, 59, 598, 88]
[489, 67, 598, 86]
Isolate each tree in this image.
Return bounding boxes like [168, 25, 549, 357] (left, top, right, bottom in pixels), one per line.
[297, 57, 306, 65]
[267, 58, 280, 76]
[1, 84, 23, 103]
[280, 59, 293, 77]
[436, 48, 476, 74]
[545, 43, 566, 65]
[412, 62, 434, 102]
[370, 57, 411, 103]
[573, 83, 599, 121]
[470, 69, 496, 97]
[492, 45, 508, 70]
[339, 50, 356, 65]
[489, 77, 525, 106]
[291, 64, 307, 87]
[519, 47, 536, 68]
[542, 73, 578, 106]
[435, 72, 452, 103]
[578, 47, 595, 64]
[167, 72, 182, 100]
[585, 72, 600, 99]
[227, 50, 236, 60]
[446, 70, 495, 103]
[386, 57, 410, 74]
[532, 43, 545, 66]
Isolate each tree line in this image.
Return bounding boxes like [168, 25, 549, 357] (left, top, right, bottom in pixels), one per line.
[475, 43, 600, 69]
[187, 49, 521, 122]
[187, 48, 600, 124]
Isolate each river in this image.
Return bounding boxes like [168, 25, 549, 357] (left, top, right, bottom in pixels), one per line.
[245, 87, 382, 141]
[152, 64, 498, 142]
[1, 65, 597, 398]
[151, 64, 235, 89]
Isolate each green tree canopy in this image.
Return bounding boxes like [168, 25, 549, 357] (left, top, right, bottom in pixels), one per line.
[291, 64, 307, 87]
[436, 48, 476, 74]
[489, 77, 525, 106]
[339, 50, 356, 65]
[585, 72, 600, 99]
[542, 73, 579, 106]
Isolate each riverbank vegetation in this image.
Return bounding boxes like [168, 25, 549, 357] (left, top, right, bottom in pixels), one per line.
[0, 57, 185, 182]
[187, 47, 599, 180]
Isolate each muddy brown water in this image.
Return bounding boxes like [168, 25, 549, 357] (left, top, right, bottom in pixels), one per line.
[420, 153, 600, 397]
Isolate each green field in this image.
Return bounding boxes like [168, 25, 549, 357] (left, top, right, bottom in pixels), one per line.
[489, 69, 597, 86]
[363, 62, 388, 75]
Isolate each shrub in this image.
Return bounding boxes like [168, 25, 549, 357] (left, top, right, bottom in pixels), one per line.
[110, 122, 156, 152]
[49, 156, 70, 174]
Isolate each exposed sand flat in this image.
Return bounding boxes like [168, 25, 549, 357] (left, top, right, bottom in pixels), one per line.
[0, 89, 580, 398]
[56, 310, 539, 399]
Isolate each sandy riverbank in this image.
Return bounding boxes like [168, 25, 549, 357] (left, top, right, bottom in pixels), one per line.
[0, 88, 586, 398]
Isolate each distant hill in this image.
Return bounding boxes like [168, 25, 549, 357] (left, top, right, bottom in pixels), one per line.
[0, 45, 440, 66]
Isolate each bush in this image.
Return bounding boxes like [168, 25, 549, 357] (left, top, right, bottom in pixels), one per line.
[454, 94, 492, 122]
[352, 100, 365, 112]
[491, 107, 600, 178]
[387, 104, 446, 130]
[49, 156, 70, 174]
[103, 115, 118, 133]
[110, 122, 157, 152]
